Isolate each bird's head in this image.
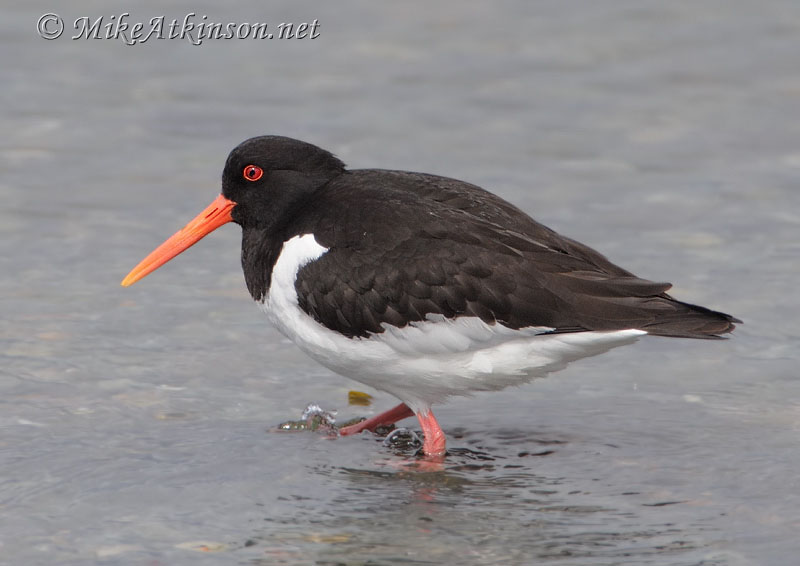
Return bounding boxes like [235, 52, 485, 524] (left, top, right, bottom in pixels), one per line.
[121, 136, 344, 287]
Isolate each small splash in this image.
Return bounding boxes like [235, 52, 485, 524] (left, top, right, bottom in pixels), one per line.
[301, 403, 337, 423]
[382, 427, 422, 450]
[277, 403, 337, 432]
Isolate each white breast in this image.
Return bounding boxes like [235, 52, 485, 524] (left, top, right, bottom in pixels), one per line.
[262, 234, 646, 413]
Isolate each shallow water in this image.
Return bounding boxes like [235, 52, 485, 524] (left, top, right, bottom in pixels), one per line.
[2, 1, 799, 565]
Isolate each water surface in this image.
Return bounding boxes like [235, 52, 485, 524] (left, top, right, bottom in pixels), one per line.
[2, 2, 799, 565]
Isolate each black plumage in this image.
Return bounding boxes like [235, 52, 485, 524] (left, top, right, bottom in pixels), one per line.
[221, 136, 739, 341]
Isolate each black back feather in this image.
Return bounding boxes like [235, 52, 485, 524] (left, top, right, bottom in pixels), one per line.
[264, 169, 741, 339]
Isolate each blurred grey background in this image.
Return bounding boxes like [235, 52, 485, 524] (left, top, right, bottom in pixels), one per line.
[2, 2, 798, 565]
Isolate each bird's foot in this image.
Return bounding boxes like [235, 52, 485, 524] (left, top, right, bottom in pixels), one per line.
[417, 410, 447, 457]
[337, 402, 414, 436]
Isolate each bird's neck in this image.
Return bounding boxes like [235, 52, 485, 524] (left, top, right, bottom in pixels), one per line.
[238, 171, 345, 301]
[241, 227, 284, 302]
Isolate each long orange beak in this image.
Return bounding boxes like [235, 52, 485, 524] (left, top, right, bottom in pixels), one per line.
[121, 194, 236, 287]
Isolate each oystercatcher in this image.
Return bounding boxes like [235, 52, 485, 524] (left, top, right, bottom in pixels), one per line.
[122, 136, 739, 456]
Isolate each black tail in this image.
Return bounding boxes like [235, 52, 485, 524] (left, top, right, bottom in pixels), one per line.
[641, 299, 741, 339]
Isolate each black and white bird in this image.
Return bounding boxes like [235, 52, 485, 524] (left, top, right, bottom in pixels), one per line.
[122, 135, 739, 456]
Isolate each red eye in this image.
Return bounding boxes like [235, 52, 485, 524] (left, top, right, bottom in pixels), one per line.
[243, 165, 263, 181]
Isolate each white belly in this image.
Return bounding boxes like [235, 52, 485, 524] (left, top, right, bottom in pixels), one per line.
[262, 234, 646, 413]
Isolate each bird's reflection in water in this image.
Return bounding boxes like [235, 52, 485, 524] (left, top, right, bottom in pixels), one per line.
[242, 424, 722, 565]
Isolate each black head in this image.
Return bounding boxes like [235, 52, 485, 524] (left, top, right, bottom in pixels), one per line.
[222, 136, 346, 230]
[120, 136, 345, 291]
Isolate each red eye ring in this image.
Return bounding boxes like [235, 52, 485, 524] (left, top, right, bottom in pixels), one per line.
[243, 165, 263, 181]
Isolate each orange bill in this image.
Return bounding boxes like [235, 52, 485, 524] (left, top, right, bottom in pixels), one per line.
[121, 194, 236, 287]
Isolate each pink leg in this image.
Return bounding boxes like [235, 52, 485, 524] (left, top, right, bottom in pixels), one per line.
[338, 402, 414, 436]
[417, 410, 447, 456]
